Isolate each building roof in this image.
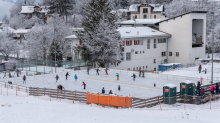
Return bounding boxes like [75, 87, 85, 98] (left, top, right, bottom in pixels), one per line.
[117, 26, 171, 39]
[128, 4, 140, 12]
[65, 27, 171, 39]
[20, 6, 49, 14]
[65, 35, 78, 39]
[14, 29, 29, 34]
[128, 3, 164, 12]
[156, 11, 208, 24]
[119, 19, 161, 25]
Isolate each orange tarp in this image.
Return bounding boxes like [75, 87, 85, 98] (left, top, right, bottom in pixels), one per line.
[125, 97, 132, 107]
[87, 93, 132, 107]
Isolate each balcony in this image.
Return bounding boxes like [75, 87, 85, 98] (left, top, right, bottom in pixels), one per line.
[192, 37, 203, 47]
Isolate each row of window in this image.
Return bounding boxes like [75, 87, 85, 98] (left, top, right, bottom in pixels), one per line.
[133, 15, 157, 19]
[121, 51, 180, 61]
[124, 40, 143, 46]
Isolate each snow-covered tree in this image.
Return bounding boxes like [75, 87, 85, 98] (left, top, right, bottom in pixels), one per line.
[26, 24, 53, 60]
[75, 0, 124, 67]
[2, 14, 10, 24]
[120, 0, 130, 9]
[0, 30, 17, 61]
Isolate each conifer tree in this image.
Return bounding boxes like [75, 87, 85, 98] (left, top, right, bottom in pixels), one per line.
[75, 0, 124, 68]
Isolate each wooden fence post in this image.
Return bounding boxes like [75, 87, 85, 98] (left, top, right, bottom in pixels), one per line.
[50, 89, 51, 101]
[159, 95, 162, 111]
[37, 87, 39, 98]
[72, 91, 74, 103]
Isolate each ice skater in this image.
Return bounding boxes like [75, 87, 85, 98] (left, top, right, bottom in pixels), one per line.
[105, 68, 108, 75]
[139, 67, 141, 77]
[96, 68, 100, 75]
[133, 73, 136, 81]
[87, 67, 89, 75]
[82, 82, 86, 89]
[55, 75, 59, 82]
[66, 72, 70, 80]
[118, 85, 120, 91]
[198, 64, 202, 73]
[102, 87, 105, 94]
[74, 74, 78, 82]
[116, 73, 119, 80]
[205, 68, 207, 74]
[23, 75, 26, 84]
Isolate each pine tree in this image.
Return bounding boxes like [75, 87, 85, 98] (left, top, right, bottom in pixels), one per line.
[48, 41, 63, 67]
[120, 0, 130, 9]
[75, 0, 124, 68]
[48, 0, 75, 21]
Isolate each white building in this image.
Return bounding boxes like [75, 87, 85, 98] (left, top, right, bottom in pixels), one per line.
[13, 29, 29, 42]
[65, 11, 207, 71]
[127, 3, 165, 20]
[156, 11, 207, 66]
[111, 27, 171, 71]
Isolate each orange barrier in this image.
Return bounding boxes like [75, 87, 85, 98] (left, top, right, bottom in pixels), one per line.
[87, 92, 132, 107]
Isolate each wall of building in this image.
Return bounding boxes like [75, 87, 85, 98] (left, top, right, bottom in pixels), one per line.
[159, 13, 207, 66]
[112, 37, 168, 71]
[189, 13, 206, 63]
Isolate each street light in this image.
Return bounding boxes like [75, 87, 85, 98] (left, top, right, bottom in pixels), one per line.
[211, 12, 214, 84]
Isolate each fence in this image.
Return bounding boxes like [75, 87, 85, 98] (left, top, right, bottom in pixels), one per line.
[29, 87, 87, 103]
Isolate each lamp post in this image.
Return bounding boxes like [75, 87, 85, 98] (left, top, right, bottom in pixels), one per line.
[211, 12, 214, 84]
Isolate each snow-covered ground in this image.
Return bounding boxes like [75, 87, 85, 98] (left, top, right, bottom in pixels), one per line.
[1, 86, 220, 123]
[0, 68, 177, 98]
[162, 62, 220, 79]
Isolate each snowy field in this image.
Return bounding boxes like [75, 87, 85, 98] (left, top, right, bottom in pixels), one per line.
[1, 87, 220, 123]
[0, 67, 189, 98]
[162, 62, 220, 79]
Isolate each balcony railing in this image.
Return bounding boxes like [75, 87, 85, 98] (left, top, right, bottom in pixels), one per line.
[192, 37, 202, 45]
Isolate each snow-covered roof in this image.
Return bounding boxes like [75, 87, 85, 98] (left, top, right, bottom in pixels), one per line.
[149, 4, 164, 12]
[118, 9, 128, 13]
[128, 4, 140, 12]
[14, 29, 29, 34]
[72, 28, 84, 31]
[181, 80, 193, 84]
[159, 63, 181, 66]
[117, 27, 171, 39]
[20, 6, 49, 14]
[164, 83, 176, 88]
[65, 35, 78, 39]
[119, 19, 161, 25]
[128, 4, 163, 12]
[0, 21, 4, 24]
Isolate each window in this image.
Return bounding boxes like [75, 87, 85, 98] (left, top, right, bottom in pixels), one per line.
[143, 8, 148, 13]
[153, 59, 156, 64]
[158, 38, 166, 43]
[126, 52, 131, 60]
[74, 52, 79, 60]
[169, 52, 172, 56]
[120, 54, 124, 61]
[134, 40, 138, 45]
[126, 40, 132, 46]
[140, 40, 143, 45]
[147, 39, 150, 49]
[135, 15, 137, 19]
[140, 51, 142, 54]
[143, 50, 145, 53]
[143, 15, 147, 19]
[135, 51, 138, 54]
[176, 52, 179, 57]
[154, 15, 156, 19]
[146, 66, 148, 68]
[161, 52, 166, 57]
[143, 66, 144, 69]
[154, 39, 157, 48]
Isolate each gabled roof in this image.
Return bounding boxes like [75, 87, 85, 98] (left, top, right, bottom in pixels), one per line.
[128, 3, 164, 12]
[119, 19, 161, 25]
[118, 26, 171, 39]
[65, 35, 78, 39]
[20, 6, 49, 14]
[156, 11, 208, 24]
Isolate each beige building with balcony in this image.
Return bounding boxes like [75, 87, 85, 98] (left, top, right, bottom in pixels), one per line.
[127, 3, 165, 20]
